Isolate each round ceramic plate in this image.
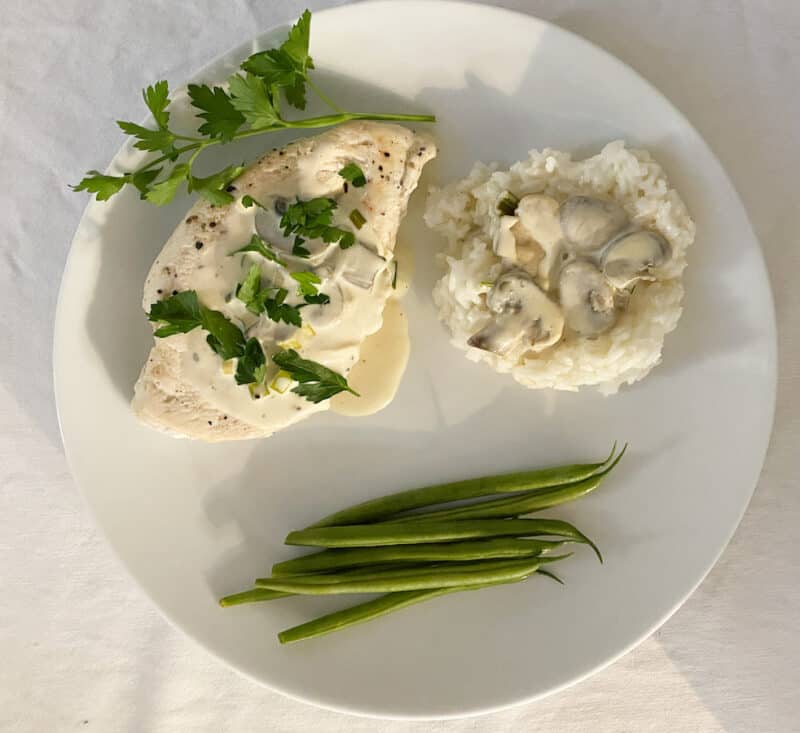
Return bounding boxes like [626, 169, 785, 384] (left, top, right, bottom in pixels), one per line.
[54, 0, 776, 719]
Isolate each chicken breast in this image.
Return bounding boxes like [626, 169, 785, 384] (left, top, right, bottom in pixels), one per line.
[132, 121, 436, 441]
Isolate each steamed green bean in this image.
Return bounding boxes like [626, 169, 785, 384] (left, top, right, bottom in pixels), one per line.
[278, 582, 516, 644]
[388, 446, 626, 524]
[286, 517, 600, 561]
[271, 538, 563, 576]
[218, 588, 292, 607]
[257, 556, 554, 595]
[305, 444, 618, 528]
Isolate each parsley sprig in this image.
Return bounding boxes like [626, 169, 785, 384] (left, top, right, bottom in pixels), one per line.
[73, 10, 434, 206]
[231, 233, 287, 267]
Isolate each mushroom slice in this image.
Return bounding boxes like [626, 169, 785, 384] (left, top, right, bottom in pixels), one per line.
[468, 269, 564, 355]
[559, 260, 617, 337]
[515, 194, 562, 288]
[560, 196, 628, 253]
[602, 230, 671, 288]
[339, 243, 387, 289]
[492, 215, 519, 259]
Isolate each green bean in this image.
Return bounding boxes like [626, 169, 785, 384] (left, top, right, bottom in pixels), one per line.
[271, 538, 563, 576]
[257, 556, 560, 595]
[277, 569, 564, 643]
[285, 517, 601, 560]
[389, 446, 626, 524]
[277, 580, 519, 644]
[218, 588, 292, 607]
[536, 568, 564, 585]
[218, 564, 415, 607]
[305, 443, 618, 528]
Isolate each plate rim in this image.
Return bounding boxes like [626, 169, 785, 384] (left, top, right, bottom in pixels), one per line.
[53, 0, 778, 719]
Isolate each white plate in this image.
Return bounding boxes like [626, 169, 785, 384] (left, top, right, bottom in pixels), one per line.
[54, 0, 776, 720]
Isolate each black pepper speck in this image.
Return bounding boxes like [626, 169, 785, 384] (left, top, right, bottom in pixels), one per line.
[343, 182, 349, 193]
[383, 151, 390, 157]
[195, 241, 204, 249]
[378, 165, 383, 171]
[172, 290, 178, 295]
[226, 185, 236, 192]
[207, 420, 212, 426]
[209, 222, 217, 228]
[157, 289, 163, 294]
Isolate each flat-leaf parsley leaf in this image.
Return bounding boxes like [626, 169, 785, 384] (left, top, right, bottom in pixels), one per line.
[339, 163, 366, 187]
[272, 348, 357, 403]
[147, 290, 245, 359]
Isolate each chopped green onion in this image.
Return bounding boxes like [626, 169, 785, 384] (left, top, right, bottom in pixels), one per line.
[349, 209, 366, 229]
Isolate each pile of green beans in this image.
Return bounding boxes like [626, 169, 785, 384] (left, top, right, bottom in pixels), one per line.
[219, 443, 625, 643]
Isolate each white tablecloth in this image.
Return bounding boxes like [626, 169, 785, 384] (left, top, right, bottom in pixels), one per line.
[1, 1, 798, 730]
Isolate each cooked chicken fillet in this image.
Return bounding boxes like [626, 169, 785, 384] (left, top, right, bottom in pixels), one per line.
[132, 121, 436, 441]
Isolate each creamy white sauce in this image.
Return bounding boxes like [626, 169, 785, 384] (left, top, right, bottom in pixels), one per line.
[330, 237, 414, 416]
[330, 298, 409, 416]
[139, 126, 431, 438]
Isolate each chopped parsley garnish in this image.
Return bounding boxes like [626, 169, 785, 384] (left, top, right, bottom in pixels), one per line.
[72, 10, 434, 206]
[235, 337, 267, 386]
[240, 195, 262, 209]
[235, 265, 302, 326]
[147, 290, 354, 400]
[290, 271, 321, 297]
[280, 197, 356, 258]
[291, 270, 331, 306]
[339, 163, 367, 188]
[272, 349, 358, 403]
[147, 290, 245, 360]
[231, 233, 287, 267]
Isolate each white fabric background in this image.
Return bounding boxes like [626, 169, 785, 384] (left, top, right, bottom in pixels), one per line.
[1, 1, 798, 730]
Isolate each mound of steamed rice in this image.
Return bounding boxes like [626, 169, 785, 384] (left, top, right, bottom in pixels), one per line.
[424, 141, 695, 394]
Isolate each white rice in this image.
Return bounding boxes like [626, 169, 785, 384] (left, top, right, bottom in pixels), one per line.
[425, 141, 695, 394]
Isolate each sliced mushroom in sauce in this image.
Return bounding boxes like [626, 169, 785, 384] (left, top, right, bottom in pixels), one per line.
[339, 243, 387, 289]
[602, 230, 671, 289]
[468, 269, 564, 355]
[560, 196, 628, 253]
[558, 260, 617, 337]
[514, 194, 562, 288]
[492, 215, 519, 260]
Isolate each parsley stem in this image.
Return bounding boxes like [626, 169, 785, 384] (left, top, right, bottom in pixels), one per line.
[278, 111, 436, 128]
[307, 78, 345, 114]
[134, 142, 203, 174]
[128, 112, 434, 189]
